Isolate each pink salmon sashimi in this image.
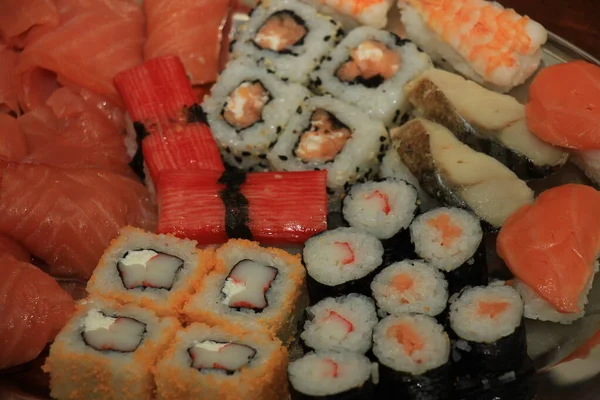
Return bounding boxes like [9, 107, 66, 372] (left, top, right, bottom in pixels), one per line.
[16, 0, 144, 112]
[0, 254, 74, 370]
[0, 45, 20, 115]
[144, 0, 230, 85]
[0, 235, 30, 263]
[22, 88, 133, 177]
[0, 162, 156, 279]
[17, 106, 59, 152]
[0, 0, 59, 49]
[0, 115, 28, 162]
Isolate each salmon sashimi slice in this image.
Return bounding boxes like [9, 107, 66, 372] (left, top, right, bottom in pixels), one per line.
[0, 254, 74, 370]
[16, 0, 144, 112]
[23, 88, 133, 177]
[0, 162, 156, 279]
[0, 235, 30, 263]
[17, 106, 59, 152]
[143, 0, 231, 85]
[0, 0, 59, 49]
[497, 184, 600, 314]
[0, 45, 20, 115]
[526, 61, 600, 150]
[0, 115, 28, 161]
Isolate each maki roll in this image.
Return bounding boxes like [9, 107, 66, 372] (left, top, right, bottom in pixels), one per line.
[303, 228, 384, 302]
[342, 178, 418, 263]
[391, 118, 534, 228]
[449, 285, 526, 374]
[86, 227, 214, 317]
[404, 68, 567, 179]
[410, 208, 487, 294]
[311, 26, 432, 126]
[231, 0, 343, 84]
[45, 298, 179, 400]
[183, 239, 306, 345]
[371, 260, 448, 318]
[268, 95, 388, 199]
[155, 323, 289, 400]
[300, 294, 378, 354]
[373, 314, 452, 400]
[288, 350, 377, 399]
[204, 56, 310, 170]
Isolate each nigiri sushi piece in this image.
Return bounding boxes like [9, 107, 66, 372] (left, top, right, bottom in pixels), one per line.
[0, 114, 28, 161]
[302, 0, 394, 28]
[0, 45, 19, 115]
[405, 68, 568, 179]
[398, 0, 547, 92]
[0, 235, 30, 263]
[0, 254, 74, 370]
[497, 184, 600, 323]
[391, 118, 534, 228]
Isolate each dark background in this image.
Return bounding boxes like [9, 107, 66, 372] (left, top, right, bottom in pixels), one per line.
[501, 0, 600, 57]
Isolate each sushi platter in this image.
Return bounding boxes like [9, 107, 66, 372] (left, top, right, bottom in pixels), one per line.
[2, 0, 600, 399]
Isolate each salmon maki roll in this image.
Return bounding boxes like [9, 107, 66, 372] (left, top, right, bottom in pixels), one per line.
[86, 227, 214, 318]
[45, 297, 179, 400]
[155, 322, 289, 400]
[183, 239, 307, 345]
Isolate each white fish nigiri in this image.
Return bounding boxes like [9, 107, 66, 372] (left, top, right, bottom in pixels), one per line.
[398, 0, 547, 92]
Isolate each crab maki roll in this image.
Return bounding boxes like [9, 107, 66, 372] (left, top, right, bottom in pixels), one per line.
[183, 239, 307, 345]
[311, 26, 432, 126]
[288, 350, 377, 399]
[300, 294, 378, 354]
[303, 228, 384, 303]
[231, 0, 343, 85]
[410, 208, 487, 294]
[86, 227, 214, 317]
[45, 298, 179, 400]
[373, 314, 452, 400]
[155, 323, 289, 400]
[204, 56, 310, 170]
[371, 260, 448, 318]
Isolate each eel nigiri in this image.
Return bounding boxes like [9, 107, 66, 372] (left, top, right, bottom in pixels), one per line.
[404, 68, 568, 179]
[497, 184, 600, 320]
[0, 254, 74, 370]
[391, 118, 534, 228]
[398, 0, 547, 92]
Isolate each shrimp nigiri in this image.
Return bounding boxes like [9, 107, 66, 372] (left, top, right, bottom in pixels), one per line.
[303, 0, 394, 28]
[398, 0, 547, 92]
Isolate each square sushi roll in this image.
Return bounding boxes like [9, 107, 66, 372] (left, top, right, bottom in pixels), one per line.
[183, 239, 307, 345]
[86, 226, 214, 317]
[44, 297, 179, 400]
[154, 322, 289, 400]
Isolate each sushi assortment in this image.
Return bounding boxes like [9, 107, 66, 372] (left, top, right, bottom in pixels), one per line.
[1, 0, 600, 399]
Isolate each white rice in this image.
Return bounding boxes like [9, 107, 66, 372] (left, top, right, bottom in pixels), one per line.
[371, 260, 448, 317]
[311, 26, 432, 126]
[301, 294, 378, 354]
[232, 0, 343, 85]
[410, 207, 483, 272]
[267, 95, 387, 194]
[288, 350, 374, 396]
[449, 285, 524, 343]
[373, 314, 450, 375]
[204, 56, 311, 170]
[342, 178, 418, 239]
[303, 227, 384, 286]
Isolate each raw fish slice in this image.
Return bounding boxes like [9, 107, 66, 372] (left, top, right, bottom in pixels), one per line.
[0, 162, 156, 279]
[0, 235, 30, 263]
[23, 88, 133, 177]
[0, 254, 74, 370]
[0, 45, 19, 115]
[0, 115, 28, 161]
[16, 0, 144, 111]
[0, 0, 59, 48]
[143, 0, 230, 85]
[497, 184, 600, 314]
[17, 106, 59, 152]
[526, 61, 600, 150]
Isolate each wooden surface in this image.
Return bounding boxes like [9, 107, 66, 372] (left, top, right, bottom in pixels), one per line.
[501, 0, 600, 57]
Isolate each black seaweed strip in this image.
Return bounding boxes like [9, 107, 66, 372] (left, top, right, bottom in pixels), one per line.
[218, 168, 253, 240]
[129, 122, 150, 180]
[186, 104, 208, 124]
